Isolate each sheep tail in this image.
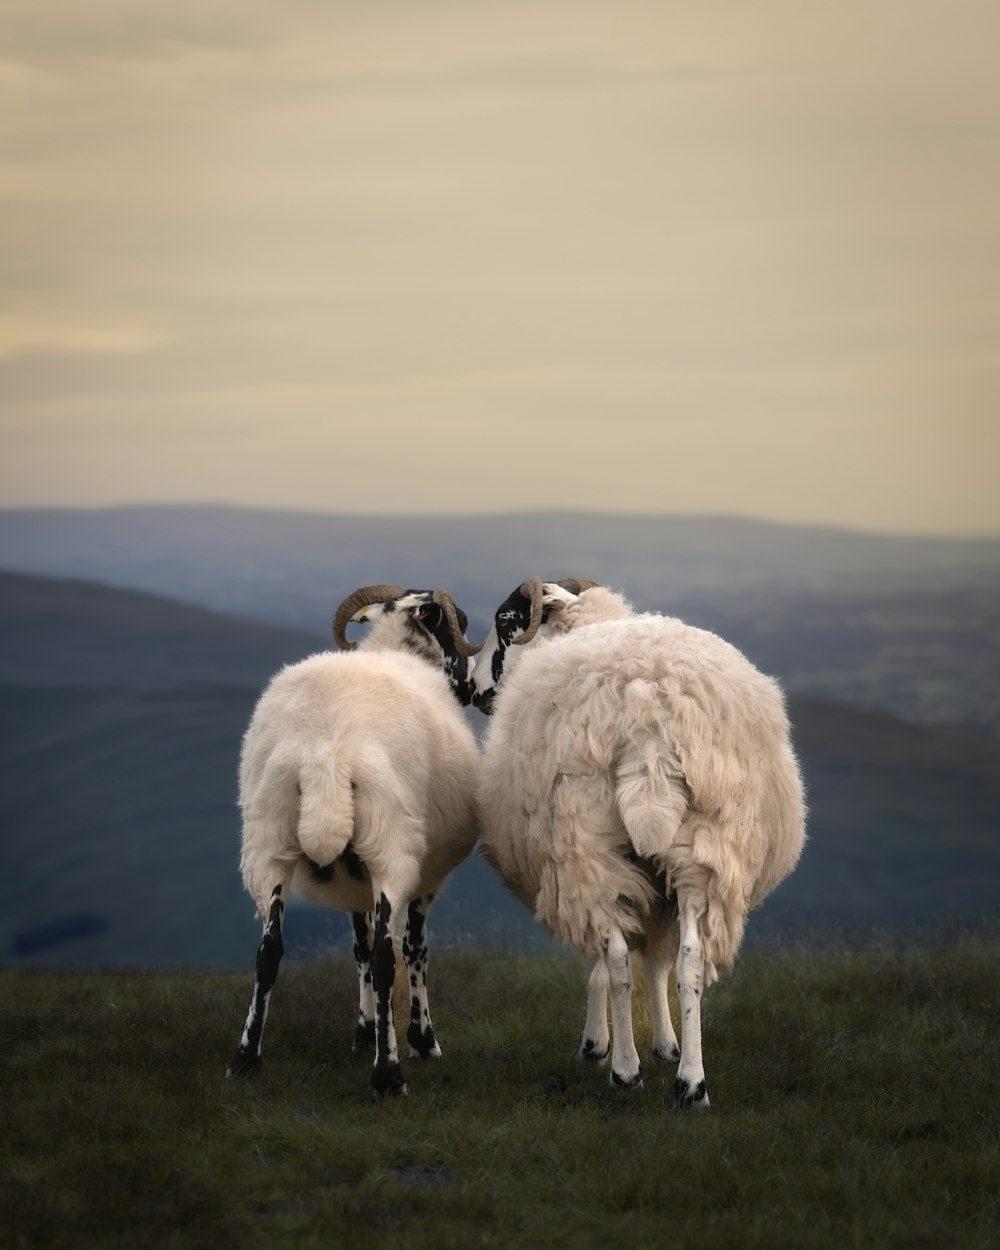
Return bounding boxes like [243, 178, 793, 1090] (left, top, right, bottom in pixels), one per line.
[296, 749, 355, 867]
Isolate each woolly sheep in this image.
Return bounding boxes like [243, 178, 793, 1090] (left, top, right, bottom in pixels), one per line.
[227, 584, 481, 1097]
[470, 578, 806, 1106]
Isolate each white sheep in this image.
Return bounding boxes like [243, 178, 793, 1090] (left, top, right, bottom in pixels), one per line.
[227, 583, 481, 1097]
[471, 578, 806, 1107]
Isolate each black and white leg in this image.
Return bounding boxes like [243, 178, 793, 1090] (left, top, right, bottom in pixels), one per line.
[674, 887, 710, 1109]
[227, 882, 287, 1077]
[371, 889, 407, 1097]
[644, 951, 680, 1062]
[402, 895, 441, 1059]
[351, 910, 377, 1051]
[577, 955, 610, 1063]
[606, 927, 643, 1089]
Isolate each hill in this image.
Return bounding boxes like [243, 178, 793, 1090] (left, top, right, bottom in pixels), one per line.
[0, 568, 325, 688]
[2, 505, 997, 625]
[1, 505, 997, 731]
[1, 571, 996, 969]
[771, 697, 1000, 934]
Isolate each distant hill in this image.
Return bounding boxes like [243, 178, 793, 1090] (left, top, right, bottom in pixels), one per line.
[0, 569, 325, 689]
[1, 505, 997, 626]
[672, 584, 1000, 733]
[1, 571, 996, 969]
[769, 697, 1000, 935]
[1, 505, 997, 731]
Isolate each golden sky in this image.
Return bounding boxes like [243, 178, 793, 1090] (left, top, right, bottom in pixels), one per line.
[1, 0, 998, 532]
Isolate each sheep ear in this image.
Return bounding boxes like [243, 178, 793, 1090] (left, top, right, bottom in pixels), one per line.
[540, 583, 576, 611]
[412, 604, 442, 629]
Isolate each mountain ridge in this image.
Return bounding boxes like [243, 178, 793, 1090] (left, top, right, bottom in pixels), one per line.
[2, 506, 997, 620]
[4, 501, 998, 541]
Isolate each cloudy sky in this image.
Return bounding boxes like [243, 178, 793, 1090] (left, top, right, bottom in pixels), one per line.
[1, 0, 997, 533]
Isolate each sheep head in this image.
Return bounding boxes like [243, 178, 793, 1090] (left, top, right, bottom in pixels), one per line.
[332, 583, 481, 706]
[470, 577, 601, 714]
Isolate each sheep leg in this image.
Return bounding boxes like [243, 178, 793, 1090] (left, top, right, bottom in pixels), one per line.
[644, 951, 680, 1062]
[371, 889, 407, 1097]
[351, 910, 376, 1052]
[674, 888, 711, 1109]
[606, 927, 643, 1089]
[577, 956, 610, 1063]
[227, 883, 286, 1077]
[403, 894, 442, 1059]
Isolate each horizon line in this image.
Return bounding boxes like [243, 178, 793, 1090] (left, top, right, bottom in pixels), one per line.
[0, 501, 999, 543]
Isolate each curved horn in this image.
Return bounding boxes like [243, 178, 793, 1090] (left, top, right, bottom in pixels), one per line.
[512, 576, 544, 646]
[332, 583, 406, 651]
[432, 588, 483, 656]
[555, 578, 601, 595]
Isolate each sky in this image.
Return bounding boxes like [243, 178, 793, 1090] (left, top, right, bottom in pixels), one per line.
[1, 0, 998, 534]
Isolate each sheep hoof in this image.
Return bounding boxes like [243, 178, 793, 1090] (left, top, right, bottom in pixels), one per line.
[610, 1067, 644, 1091]
[673, 1077, 710, 1110]
[372, 1062, 409, 1098]
[652, 1043, 681, 1063]
[407, 1023, 441, 1059]
[409, 1042, 442, 1060]
[352, 1019, 376, 1053]
[226, 1050, 261, 1078]
[577, 1038, 610, 1064]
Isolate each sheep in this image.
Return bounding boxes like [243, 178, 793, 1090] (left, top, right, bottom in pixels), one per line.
[470, 577, 806, 1107]
[227, 583, 482, 1097]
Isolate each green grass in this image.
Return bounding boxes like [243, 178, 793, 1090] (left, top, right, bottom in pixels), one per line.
[3, 940, 998, 1249]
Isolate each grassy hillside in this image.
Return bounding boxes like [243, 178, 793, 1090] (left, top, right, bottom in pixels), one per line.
[3, 942, 998, 1249]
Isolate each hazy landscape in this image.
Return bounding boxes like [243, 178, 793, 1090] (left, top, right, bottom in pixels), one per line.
[4, 4, 998, 1242]
[1, 506, 997, 971]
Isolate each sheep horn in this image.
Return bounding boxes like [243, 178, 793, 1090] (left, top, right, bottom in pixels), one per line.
[332, 583, 406, 650]
[513, 576, 545, 646]
[431, 588, 482, 656]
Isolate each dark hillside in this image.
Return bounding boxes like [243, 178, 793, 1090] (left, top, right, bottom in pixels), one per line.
[773, 698, 1000, 934]
[0, 678, 537, 970]
[0, 569, 324, 688]
[671, 584, 1000, 732]
[2, 506, 997, 732]
[1, 571, 996, 969]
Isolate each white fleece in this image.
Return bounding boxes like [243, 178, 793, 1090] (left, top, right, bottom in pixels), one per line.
[479, 603, 805, 977]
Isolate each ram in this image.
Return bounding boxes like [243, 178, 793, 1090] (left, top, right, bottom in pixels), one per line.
[228, 583, 481, 1097]
[472, 578, 805, 1107]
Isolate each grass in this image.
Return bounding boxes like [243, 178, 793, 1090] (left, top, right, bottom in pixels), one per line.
[3, 939, 998, 1249]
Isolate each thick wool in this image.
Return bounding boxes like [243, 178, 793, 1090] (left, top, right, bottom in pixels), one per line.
[479, 604, 805, 979]
[240, 647, 479, 918]
[229, 597, 481, 1095]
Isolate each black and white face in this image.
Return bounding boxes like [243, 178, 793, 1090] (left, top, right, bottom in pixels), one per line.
[470, 581, 577, 715]
[352, 590, 477, 706]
